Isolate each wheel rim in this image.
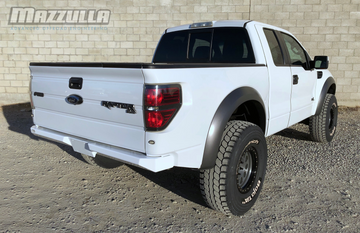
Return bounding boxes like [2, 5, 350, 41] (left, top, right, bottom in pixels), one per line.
[236, 146, 258, 193]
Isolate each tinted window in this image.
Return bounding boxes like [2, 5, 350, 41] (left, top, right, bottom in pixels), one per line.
[211, 28, 255, 63]
[188, 32, 212, 62]
[153, 28, 255, 63]
[263, 29, 284, 65]
[152, 31, 189, 63]
[281, 33, 308, 68]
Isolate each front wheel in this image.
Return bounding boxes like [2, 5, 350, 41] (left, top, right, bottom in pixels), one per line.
[200, 121, 267, 216]
[309, 94, 338, 143]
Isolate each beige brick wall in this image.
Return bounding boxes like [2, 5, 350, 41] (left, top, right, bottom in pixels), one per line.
[0, 0, 359, 106]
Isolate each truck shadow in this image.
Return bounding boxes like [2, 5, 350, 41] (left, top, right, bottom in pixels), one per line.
[274, 125, 312, 142]
[129, 165, 207, 207]
[1, 102, 85, 162]
[1, 103, 207, 207]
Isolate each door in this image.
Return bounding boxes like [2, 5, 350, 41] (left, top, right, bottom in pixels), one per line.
[256, 26, 292, 136]
[279, 33, 317, 126]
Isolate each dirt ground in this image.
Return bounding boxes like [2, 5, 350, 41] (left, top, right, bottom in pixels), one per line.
[0, 103, 359, 232]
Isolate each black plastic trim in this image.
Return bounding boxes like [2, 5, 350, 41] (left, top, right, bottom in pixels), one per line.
[30, 62, 265, 69]
[34, 92, 44, 97]
[144, 63, 265, 69]
[243, 20, 252, 28]
[317, 71, 323, 79]
[315, 76, 336, 116]
[200, 87, 265, 169]
[30, 62, 104, 67]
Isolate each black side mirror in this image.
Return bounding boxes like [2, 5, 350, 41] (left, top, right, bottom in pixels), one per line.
[310, 56, 329, 69]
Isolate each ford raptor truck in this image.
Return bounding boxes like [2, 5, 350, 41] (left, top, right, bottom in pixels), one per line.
[29, 20, 338, 216]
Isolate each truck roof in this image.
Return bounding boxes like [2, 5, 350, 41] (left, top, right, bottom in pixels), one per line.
[165, 20, 251, 33]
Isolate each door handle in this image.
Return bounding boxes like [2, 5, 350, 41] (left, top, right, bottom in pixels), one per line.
[293, 75, 299, 85]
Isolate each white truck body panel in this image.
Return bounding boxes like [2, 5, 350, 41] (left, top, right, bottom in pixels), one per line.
[143, 66, 269, 168]
[30, 66, 146, 153]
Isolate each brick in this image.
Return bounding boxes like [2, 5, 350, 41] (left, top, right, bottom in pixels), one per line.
[193, 6, 207, 13]
[350, 93, 360, 100]
[206, 5, 221, 12]
[326, 35, 340, 41]
[0, 81, 10, 87]
[339, 49, 354, 56]
[275, 12, 290, 19]
[75, 49, 88, 55]
[121, 42, 134, 48]
[341, 34, 356, 41]
[320, 12, 335, 19]
[180, 6, 194, 13]
[343, 85, 358, 93]
[11, 81, 22, 87]
[349, 26, 360, 34]
[338, 64, 353, 71]
[201, 0, 216, 5]
[350, 12, 360, 19]
[127, 49, 140, 56]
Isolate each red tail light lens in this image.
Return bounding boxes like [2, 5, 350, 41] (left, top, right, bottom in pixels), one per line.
[145, 87, 180, 107]
[146, 109, 176, 128]
[144, 84, 182, 131]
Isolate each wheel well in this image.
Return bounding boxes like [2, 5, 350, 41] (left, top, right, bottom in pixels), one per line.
[328, 83, 336, 94]
[229, 100, 266, 133]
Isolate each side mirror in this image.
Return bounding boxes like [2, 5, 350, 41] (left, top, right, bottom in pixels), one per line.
[310, 56, 329, 69]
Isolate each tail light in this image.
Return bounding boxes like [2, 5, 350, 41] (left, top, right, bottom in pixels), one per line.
[144, 84, 182, 131]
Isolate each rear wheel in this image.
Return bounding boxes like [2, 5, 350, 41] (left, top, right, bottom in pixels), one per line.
[309, 94, 338, 143]
[81, 154, 123, 169]
[200, 121, 267, 216]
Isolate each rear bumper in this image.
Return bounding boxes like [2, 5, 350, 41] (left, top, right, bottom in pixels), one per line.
[31, 125, 175, 172]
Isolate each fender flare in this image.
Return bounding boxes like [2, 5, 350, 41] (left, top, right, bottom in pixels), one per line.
[315, 77, 336, 116]
[200, 87, 266, 169]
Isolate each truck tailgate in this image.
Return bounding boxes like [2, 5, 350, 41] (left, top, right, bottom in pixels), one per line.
[30, 64, 145, 153]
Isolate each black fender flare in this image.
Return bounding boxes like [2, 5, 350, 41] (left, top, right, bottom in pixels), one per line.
[200, 87, 266, 169]
[315, 77, 336, 116]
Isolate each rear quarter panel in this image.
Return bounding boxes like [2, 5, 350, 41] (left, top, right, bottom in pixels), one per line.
[143, 66, 269, 168]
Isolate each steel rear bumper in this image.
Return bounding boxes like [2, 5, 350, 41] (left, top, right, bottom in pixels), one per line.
[31, 125, 175, 172]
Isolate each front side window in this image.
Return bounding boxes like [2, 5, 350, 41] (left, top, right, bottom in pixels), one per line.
[263, 29, 284, 66]
[153, 28, 255, 63]
[281, 33, 308, 68]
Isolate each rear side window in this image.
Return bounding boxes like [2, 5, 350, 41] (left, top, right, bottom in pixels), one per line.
[153, 28, 255, 63]
[263, 29, 284, 66]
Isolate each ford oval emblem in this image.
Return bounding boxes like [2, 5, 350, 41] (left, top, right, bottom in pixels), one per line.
[65, 94, 83, 105]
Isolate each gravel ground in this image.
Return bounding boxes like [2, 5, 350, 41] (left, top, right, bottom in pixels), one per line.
[0, 103, 359, 232]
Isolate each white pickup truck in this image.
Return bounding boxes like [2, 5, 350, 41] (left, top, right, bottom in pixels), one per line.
[30, 20, 337, 216]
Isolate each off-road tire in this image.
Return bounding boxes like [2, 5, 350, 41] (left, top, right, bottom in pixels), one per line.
[309, 94, 338, 143]
[200, 121, 267, 216]
[81, 154, 123, 169]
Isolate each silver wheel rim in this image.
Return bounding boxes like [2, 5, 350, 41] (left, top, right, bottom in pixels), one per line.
[237, 149, 254, 192]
